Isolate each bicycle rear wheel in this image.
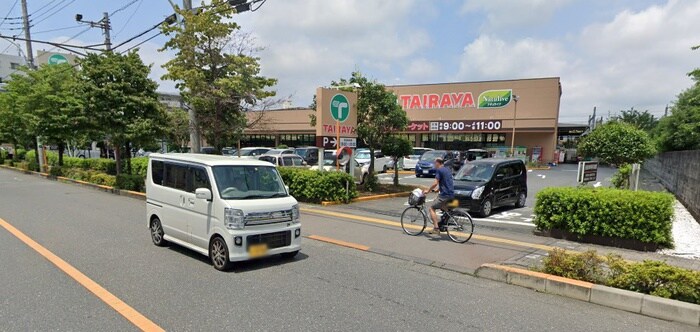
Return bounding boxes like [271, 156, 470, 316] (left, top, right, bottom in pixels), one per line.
[401, 206, 426, 236]
[445, 210, 474, 243]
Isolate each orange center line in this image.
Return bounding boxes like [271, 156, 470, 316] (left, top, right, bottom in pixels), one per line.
[0, 217, 164, 332]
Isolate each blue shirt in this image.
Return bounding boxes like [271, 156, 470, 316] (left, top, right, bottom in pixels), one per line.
[435, 167, 454, 198]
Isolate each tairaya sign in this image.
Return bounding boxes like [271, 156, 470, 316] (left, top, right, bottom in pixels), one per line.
[396, 89, 513, 110]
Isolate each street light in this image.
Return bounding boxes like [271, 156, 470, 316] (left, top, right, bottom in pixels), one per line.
[510, 94, 519, 157]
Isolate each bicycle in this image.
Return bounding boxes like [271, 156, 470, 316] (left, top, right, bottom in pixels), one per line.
[401, 192, 474, 243]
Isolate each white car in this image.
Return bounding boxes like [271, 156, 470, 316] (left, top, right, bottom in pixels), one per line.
[402, 148, 434, 170]
[146, 153, 301, 271]
[355, 149, 390, 173]
[230, 147, 271, 159]
[258, 154, 306, 167]
[310, 152, 369, 184]
[263, 148, 296, 156]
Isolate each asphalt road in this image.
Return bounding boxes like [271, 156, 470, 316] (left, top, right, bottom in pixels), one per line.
[0, 168, 693, 331]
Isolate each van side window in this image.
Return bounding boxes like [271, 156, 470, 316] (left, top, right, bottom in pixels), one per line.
[164, 163, 188, 191]
[510, 163, 523, 176]
[151, 160, 164, 185]
[189, 167, 211, 192]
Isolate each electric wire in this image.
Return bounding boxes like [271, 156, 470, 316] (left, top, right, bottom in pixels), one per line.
[111, 0, 140, 16]
[120, 31, 162, 54]
[32, 0, 77, 27]
[114, 0, 143, 39]
[28, 0, 58, 17]
[43, 26, 91, 53]
[32, 25, 83, 35]
[29, 0, 66, 22]
[0, 0, 20, 30]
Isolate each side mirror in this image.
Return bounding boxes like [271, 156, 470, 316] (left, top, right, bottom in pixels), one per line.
[195, 188, 212, 201]
[285, 185, 290, 193]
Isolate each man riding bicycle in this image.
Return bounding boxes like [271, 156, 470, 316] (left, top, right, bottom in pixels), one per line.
[423, 158, 454, 234]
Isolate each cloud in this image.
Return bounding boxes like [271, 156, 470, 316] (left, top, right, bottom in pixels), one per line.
[234, 0, 433, 105]
[455, 0, 700, 122]
[402, 58, 442, 83]
[461, 0, 572, 31]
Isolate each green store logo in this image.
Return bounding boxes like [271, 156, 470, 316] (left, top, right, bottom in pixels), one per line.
[477, 89, 512, 108]
[47, 54, 69, 65]
[330, 94, 350, 122]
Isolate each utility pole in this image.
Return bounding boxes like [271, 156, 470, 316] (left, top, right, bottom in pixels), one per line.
[183, 0, 201, 153]
[21, 0, 48, 172]
[75, 12, 112, 51]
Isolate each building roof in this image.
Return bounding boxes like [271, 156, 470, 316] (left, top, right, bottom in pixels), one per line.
[149, 153, 272, 167]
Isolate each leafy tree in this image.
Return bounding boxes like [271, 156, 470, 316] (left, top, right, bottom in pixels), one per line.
[578, 121, 656, 166]
[610, 108, 658, 133]
[79, 51, 166, 175]
[382, 136, 412, 186]
[165, 108, 191, 152]
[25, 64, 84, 166]
[656, 70, 700, 152]
[160, 0, 277, 153]
[331, 72, 409, 192]
[0, 73, 35, 161]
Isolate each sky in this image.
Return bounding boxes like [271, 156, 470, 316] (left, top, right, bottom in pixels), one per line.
[1, 0, 699, 122]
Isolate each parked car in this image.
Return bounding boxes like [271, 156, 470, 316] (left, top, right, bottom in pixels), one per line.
[294, 146, 320, 166]
[414, 150, 457, 177]
[264, 148, 296, 156]
[402, 148, 434, 170]
[221, 147, 236, 156]
[453, 159, 527, 217]
[146, 153, 301, 271]
[310, 151, 369, 184]
[230, 147, 271, 158]
[355, 149, 390, 173]
[465, 149, 489, 161]
[200, 146, 217, 154]
[258, 154, 306, 167]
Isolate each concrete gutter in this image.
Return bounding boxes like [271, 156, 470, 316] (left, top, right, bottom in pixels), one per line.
[476, 263, 700, 327]
[321, 191, 413, 206]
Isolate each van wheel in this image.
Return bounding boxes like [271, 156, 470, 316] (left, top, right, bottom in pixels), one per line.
[515, 192, 527, 208]
[150, 218, 168, 247]
[478, 199, 493, 217]
[209, 237, 233, 271]
[281, 250, 299, 259]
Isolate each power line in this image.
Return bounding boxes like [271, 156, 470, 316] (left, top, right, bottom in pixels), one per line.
[30, 0, 66, 21]
[43, 26, 91, 53]
[28, 0, 58, 17]
[32, 25, 83, 35]
[0, 0, 20, 29]
[121, 31, 162, 54]
[114, 0, 143, 39]
[111, 0, 140, 16]
[32, 0, 76, 27]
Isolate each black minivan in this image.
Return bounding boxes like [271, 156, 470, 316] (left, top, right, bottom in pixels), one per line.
[452, 159, 527, 217]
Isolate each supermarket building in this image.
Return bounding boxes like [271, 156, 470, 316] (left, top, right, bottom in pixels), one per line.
[245, 77, 562, 163]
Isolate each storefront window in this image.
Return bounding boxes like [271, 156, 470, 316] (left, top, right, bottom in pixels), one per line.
[278, 134, 315, 147]
[240, 134, 276, 148]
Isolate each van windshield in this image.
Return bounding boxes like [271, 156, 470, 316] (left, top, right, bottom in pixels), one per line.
[455, 163, 495, 182]
[212, 165, 288, 199]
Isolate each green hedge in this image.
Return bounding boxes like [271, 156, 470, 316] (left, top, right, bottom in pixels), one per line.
[115, 174, 144, 192]
[61, 168, 116, 187]
[542, 249, 700, 304]
[278, 167, 357, 203]
[534, 187, 674, 247]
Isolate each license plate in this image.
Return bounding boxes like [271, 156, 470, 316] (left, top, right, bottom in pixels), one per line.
[248, 243, 268, 258]
[423, 170, 429, 174]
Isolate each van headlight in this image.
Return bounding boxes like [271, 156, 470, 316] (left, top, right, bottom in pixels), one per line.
[291, 204, 300, 224]
[471, 186, 485, 200]
[224, 208, 245, 230]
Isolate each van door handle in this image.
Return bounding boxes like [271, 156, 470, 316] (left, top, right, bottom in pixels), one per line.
[188, 198, 195, 205]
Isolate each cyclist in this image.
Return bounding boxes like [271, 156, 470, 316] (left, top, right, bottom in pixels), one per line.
[423, 158, 454, 234]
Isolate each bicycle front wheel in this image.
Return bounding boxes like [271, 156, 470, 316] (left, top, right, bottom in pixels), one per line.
[401, 206, 426, 236]
[446, 210, 474, 243]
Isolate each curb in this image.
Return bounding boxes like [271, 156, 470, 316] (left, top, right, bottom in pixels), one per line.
[1, 165, 146, 200]
[475, 263, 700, 326]
[527, 167, 551, 171]
[321, 191, 412, 206]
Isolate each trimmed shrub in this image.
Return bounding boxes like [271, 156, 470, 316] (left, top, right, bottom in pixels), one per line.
[49, 166, 63, 177]
[90, 173, 116, 187]
[278, 167, 357, 203]
[534, 187, 674, 247]
[611, 164, 632, 189]
[0, 148, 6, 164]
[541, 249, 700, 305]
[115, 174, 145, 192]
[4, 160, 13, 166]
[15, 148, 26, 161]
[130, 157, 149, 178]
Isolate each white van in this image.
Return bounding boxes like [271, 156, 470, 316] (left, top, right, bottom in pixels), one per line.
[146, 153, 301, 271]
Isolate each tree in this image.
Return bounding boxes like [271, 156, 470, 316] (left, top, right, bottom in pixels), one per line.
[25, 64, 84, 166]
[0, 73, 35, 161]
[656, 70, 700, 152]
[165, 108, 190, 151]
[79, 51, 166, 175]
[331, 72, 409, 192]
[578, 121, 656, 166]
[160, 0, 277, 153]
[382, 136, 412, 186]
[610, 108, 658, 133]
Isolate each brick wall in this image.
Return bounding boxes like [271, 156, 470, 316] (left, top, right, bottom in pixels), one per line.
[643, 150, 700, 221]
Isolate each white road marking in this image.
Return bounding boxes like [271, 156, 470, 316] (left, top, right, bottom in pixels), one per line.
[593, 181, 602, 187]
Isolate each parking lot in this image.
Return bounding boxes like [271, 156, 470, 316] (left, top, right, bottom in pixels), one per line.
[375, 163, 616, 227]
